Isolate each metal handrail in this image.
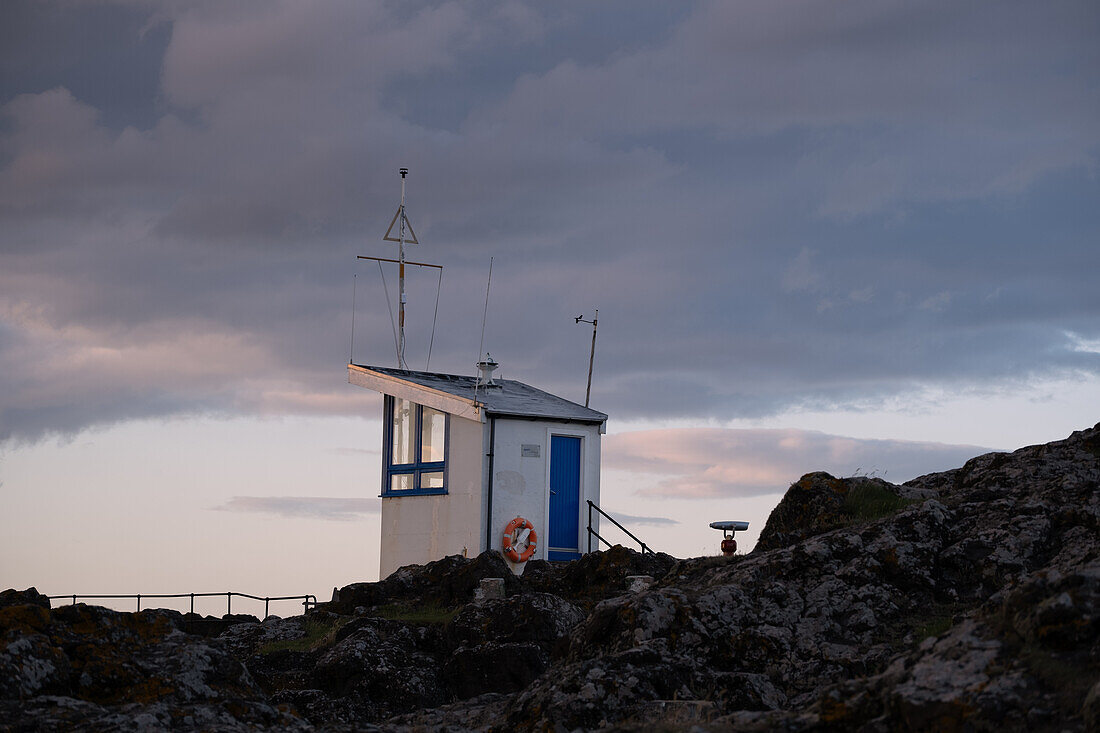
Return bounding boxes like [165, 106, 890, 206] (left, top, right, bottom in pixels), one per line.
[47, 592, 318, 619]
[587, 500, 652, 555]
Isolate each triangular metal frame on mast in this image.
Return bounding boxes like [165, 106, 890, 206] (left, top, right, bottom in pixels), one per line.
[382, 205, 419, 244]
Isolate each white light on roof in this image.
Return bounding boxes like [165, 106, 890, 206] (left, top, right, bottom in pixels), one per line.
[476, 353, 499, 387]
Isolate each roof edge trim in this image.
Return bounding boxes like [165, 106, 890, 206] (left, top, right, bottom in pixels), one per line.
[347, 364, 483, 422]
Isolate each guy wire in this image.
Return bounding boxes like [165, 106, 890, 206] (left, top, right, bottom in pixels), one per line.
[378, 260, 400, 362]
[426, 266, 443, 371]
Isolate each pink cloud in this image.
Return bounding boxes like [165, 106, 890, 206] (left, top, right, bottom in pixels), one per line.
[604, 428, 988, 499]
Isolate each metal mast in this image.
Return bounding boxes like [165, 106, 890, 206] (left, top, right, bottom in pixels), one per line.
[360, 172, 434, 371]
[575, 310, 598, 407]
[397, 168, 408, 369]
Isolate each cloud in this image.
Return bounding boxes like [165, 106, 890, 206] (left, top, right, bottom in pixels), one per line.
[601, 511, 679, 528]
[919, 292, 952, 312]
[212, 496, 381, 521]
[1, 1, 1098, 442]
[0, 297, 379, 440]
[330, 447, 381, 456]
[1065, 331, 1100, 355]
[781, 247, 820, 293]
[605, 428, 990, 499]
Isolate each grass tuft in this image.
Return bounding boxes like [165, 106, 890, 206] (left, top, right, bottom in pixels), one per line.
[844, 482, 915, 521]
[914, 614, 954, 640]
[258, 617, 347, 655]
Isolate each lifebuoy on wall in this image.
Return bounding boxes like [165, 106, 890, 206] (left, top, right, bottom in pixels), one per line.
[502, 516, 538, 563]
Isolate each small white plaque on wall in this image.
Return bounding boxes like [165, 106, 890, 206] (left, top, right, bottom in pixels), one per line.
[521, 444, 541, 458]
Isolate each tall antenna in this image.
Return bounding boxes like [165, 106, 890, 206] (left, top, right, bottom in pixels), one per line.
[397, 169, 409, 368]
[381, 168, 420, 369]
[575, 309, 598, 407]
[358, 169, 439, 370]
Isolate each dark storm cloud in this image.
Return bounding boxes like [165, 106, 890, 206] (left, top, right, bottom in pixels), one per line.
[1, 0, 1098, 440]
[0, 0, 171, 131]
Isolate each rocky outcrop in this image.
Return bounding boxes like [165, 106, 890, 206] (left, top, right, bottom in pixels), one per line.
[0, 587, 50, 611]
[755, 472, 927, 551]
[443, 593, 585, 698]
[521, 544, 678, 609]
[2, 422, 1098, 731]
[0, 603, 306, 731]
[324, 550, 523, 615]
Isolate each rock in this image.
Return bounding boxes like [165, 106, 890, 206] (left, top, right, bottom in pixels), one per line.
[626, 575, 654, 592]
[755, 472, 916, 551]
[178, 612, 261, 638]
[1084, 678, 1100, 730]
[217, 614, 318, 659]
[1000, 561, 1100, 651]
[0, 587, 51, 610]
[446, 592, 584, 653]
[385, 692, 511, 731]
[521, 544, 677, 608]
[474, 577, 505, 602]
[880, 618, 1035, 729]
[442, 641, 548, 698]
[308, 616, 446, 721]
[0, 602, 307, 730]
[322, 550, 521, 614]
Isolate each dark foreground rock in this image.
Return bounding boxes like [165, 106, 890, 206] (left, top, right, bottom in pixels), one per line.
[3, 422, 1098, 731]
[0, 603, 307, 731]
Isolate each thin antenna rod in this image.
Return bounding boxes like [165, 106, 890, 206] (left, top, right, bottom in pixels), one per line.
[397, 168, 409, 369]
[350, 274, 357, 364]
[575, 309, 598, 407]
[474, 256, 493, 406]
[426, 266, 443, 371]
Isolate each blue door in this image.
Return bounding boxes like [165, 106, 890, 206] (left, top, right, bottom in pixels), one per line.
[548, 435, 582, 561]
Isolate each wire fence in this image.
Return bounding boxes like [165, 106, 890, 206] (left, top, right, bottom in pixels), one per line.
[48, 592, 318, 619]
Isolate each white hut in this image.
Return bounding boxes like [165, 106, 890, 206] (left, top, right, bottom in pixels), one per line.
[348, 359, 607, 578]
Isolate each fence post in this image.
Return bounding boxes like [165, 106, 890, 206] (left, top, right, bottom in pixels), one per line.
[227, 593, 231, 616]
[190, 593, 194, 615]
[136, 594, 141, 612]
[587, 501, 591, 553]
[264, 598, 269, 620]
[72, 595, 76, 606]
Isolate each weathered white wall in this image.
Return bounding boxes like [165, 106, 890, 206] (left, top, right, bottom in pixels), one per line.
[378, 410, 485, 579]
[489, 419, 602, 571]
[378, 410, 604, 578]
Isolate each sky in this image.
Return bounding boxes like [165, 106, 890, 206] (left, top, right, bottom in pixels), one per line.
[1, 0, 1098, 614]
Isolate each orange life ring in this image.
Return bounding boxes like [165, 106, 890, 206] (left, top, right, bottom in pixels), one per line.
[501, 516, 538, 563]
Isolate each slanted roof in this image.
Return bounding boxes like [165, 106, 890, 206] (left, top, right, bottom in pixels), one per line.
[348, 364, 607, 424]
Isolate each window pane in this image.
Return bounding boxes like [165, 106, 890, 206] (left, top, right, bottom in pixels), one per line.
[391, 398, 414, 465]
[420, 471, 444, 490]
[390, 473, 413, 492]
[421, 407, 446, 463]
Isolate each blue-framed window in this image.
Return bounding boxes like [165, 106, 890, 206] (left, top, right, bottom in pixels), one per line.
[383, 396, 448, 497]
